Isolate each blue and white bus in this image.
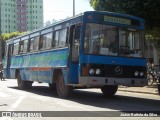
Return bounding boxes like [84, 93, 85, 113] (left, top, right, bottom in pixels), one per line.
[3, 11, 147, 98]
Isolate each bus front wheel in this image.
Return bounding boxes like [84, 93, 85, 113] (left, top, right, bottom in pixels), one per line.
[101, 85, 118, 97]
[49, 83, 56, 91]
[56, 72, 72, 98]
[17, 73, 33, 89]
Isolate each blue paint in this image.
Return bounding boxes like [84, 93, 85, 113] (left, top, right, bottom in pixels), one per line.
[69, 63, 79, 84]
[5, 48, 69, 83]
[80, 54, 146, 66]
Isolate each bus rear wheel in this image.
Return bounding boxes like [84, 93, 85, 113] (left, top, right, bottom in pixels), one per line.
[101, 85, 118, 97]
[56, 72, 72, 98]
[17, 73, 33, 89]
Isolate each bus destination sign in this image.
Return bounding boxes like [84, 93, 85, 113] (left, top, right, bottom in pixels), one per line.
[104, 16, 131, 25]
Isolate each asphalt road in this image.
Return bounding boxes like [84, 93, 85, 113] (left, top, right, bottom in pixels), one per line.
[0, 79, 160, 120]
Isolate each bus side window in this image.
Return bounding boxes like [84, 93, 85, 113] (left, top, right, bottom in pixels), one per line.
[53, 31, 59, 48]
[39, 35, 43, 50]
[5, 45, 9, 57]
[13, 43, 19, 55]
[53, 28, 68, 48]
[40, 32, 53, 50]
[59, 28, 67, 47]
[19, 41, 24, 53]
[33, 36, 39, 51]
[66, 28, 69, 46]
[52, 32, 55, 48]
[23, 39, 29, 53]
[11, 44, 14, 55]
[5, 44, 13, 57]
[29, 38, 34, 52]
[29, 36, 39, 52]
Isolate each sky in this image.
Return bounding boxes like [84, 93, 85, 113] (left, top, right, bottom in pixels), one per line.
[43, 0, 94, 23]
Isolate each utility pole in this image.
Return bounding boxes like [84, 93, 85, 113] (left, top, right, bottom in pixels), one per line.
[73, 0, 75, 16]
[0, 0, 2, 63]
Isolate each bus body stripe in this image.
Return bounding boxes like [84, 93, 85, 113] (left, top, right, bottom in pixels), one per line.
[30, 67, 51, 71]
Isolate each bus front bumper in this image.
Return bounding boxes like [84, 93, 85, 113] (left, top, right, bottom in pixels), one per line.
[79, 77, 147, 87]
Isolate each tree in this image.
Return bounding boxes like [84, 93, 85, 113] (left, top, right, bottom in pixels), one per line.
[90, 0, 160, 44]
[52, 19, 57, 24]
[1, 31, 26, 41]
[45, 20, 52, 26]
[0, 31, 27, 59]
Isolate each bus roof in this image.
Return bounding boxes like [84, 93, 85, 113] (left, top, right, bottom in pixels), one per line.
[5, 11, 144, 44]
[85, 11, 144, 21]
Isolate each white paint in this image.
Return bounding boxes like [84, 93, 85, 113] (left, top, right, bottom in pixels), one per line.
[0, 117, 13, 120]
[9, 95, 26, 110]
[0, 92, 10, 98]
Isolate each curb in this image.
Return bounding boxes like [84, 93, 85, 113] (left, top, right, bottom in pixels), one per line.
[118, 89, 158, 95]
[118, 87, 159, 95]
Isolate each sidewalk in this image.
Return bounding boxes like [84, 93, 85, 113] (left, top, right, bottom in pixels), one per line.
[118, 85, 160, 95]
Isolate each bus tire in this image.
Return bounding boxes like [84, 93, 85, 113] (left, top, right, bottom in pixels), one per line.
[56, 72, 72, 98]
[49, 83, 56, 91]
[27, 81, 33, 89]
[17, 73, 32, 89]
[101, 85, 118, 97]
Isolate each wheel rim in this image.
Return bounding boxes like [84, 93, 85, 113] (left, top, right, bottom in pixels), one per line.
[17, 74, 22, 87]
[58, 75, 66, 93]
[56, 72, 72, 98]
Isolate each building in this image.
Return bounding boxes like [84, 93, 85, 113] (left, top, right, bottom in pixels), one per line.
[0, 0, 43, 33]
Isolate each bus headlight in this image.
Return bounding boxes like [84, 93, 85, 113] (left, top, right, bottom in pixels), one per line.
[140, 72, 144, 76]
[134, 71, 139, 76]
[89, 69, 94, 75]
[96, 69, 101, 75]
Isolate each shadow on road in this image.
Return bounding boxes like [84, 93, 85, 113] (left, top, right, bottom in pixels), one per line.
[0, 104, 8, 106]
[9, 85, 160, 111]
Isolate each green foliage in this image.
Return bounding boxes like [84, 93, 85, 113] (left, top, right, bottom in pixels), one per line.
[90, 0, 160, 45]
[0, 31, 27, 58]
[1, 31, 26, 41]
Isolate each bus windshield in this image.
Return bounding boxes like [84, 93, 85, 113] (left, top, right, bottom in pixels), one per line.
[84, 23, 144, 57]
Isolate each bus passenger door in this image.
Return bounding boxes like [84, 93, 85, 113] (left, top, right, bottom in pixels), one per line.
[69, 24, 81, 84]
[6, 44, 12, 78]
